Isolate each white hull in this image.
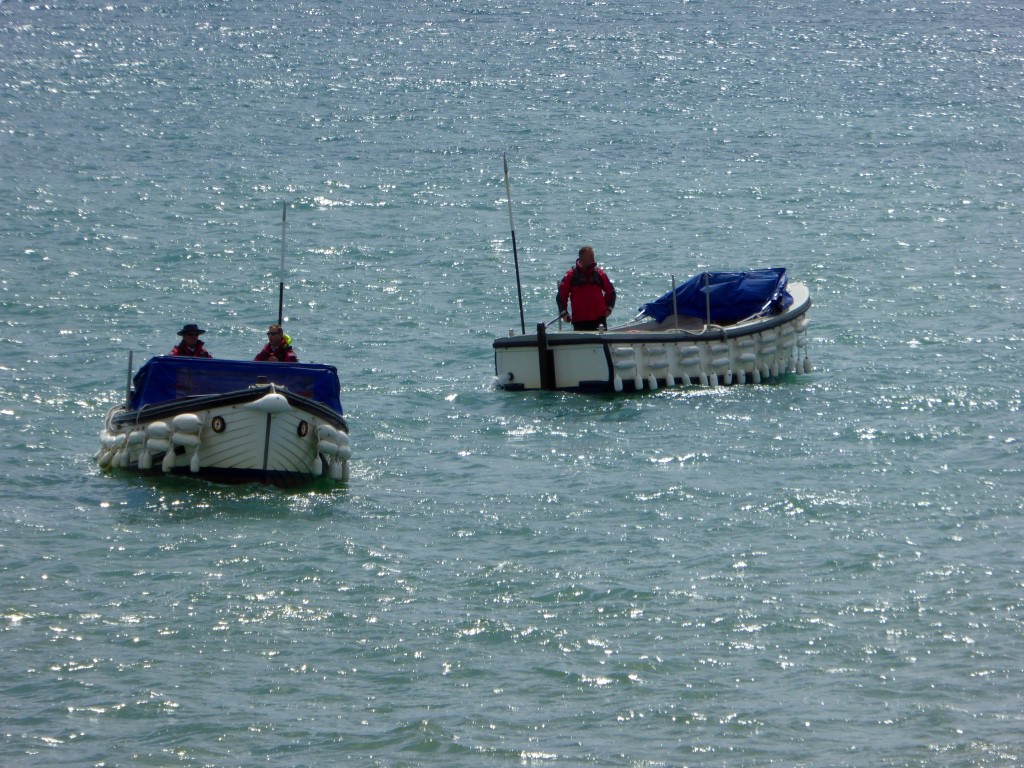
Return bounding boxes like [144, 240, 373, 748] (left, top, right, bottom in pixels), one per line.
[494, 281, 812, 393]
[96, 386, 351, 487]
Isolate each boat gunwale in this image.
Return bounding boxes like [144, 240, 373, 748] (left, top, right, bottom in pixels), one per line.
[109, 385, 348, 432]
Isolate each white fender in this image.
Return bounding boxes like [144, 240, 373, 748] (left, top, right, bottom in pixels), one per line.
[246, 392, 291, 415]
[172, 432, 201, 448]
[128, 430, 146, 446]
[699, 372, 709, 387]
[97, 449, 115, 469]
[803, 356, 813, 373]
[724, 370, 733, 386]
[736, 370, 746, 385]
[633, 375, 643, 391]
[752, 368, 761, 384]
[317, 440, 339, 457]
[317, 424, 338, 443]
[161, 450, 176, 473]
[145, 437, 170, 455]
[313, 454, 324, 476]
[138, 451, 153, 470]
[679, 373, 691, 387]
[334, 430, 349, 446]
[613, 375, 623, 392]
[172, 413, 202, 433]
[680, 361, 702, 375]
[146, 421, 171, 439]
[648, 373, 658, 391]
[709, 372, 719, 387]
[665, 373, 675, 387]
[337, 445, 352, 462]
[189, 450, 201, 473]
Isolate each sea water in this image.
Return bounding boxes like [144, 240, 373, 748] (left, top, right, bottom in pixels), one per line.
[1, 1, 1021, 766]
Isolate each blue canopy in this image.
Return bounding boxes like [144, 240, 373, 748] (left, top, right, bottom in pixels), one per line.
[129, 356, 343, 415]
[638, 267, 792, 324]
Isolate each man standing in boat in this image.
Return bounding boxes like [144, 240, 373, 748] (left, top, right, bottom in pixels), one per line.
[255, 323, 299, 362]
[557, 245, 616, 331]
[170, 323, 212, 358]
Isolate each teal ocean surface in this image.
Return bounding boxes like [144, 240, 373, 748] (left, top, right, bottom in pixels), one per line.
[2, 1, 1022, 765]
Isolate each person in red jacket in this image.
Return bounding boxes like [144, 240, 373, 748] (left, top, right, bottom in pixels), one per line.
[170, 323, 212, 358]
[254, 323, 298, 362]
[556, 245, 616, 331]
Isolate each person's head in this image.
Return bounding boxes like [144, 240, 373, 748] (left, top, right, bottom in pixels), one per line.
[267, 323, 285, 345]
[577, 245, 596, 269]
[177, 323, 205, 343]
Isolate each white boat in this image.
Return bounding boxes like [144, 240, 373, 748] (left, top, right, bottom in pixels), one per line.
[96, 356, 351, 487]
[493, 267, 812, 393]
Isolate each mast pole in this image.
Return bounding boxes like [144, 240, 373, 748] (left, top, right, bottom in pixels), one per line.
[278, 202, 287, 326]
[503, 153, 526, 335]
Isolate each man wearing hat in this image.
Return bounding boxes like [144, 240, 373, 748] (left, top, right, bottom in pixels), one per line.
[170, 323, 213, 358]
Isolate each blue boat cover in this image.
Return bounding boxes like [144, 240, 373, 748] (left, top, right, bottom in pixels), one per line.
[129, 356, 343, 415]
[638, 267, 793, 324]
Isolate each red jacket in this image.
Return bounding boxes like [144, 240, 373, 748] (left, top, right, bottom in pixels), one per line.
[557, 262, 616, 323]
[254, 342, 298, 363]
[170, 341, 212, 358]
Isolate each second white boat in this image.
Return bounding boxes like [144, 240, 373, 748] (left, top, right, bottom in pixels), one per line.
[494, 268, 812, 393]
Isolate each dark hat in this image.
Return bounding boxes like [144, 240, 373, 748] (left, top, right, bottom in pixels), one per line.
[177, 323, 206, 336]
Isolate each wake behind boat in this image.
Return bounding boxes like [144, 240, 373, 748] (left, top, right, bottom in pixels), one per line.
[493, 267, 812, 393]
[96, 355, 351, 487]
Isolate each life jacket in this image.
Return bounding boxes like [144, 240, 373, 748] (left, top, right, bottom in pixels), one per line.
[255, 339, 298, 362]
[568, 266, 606, 288]
[558, 264, 616, 323]
[171, 340, 211, 358]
